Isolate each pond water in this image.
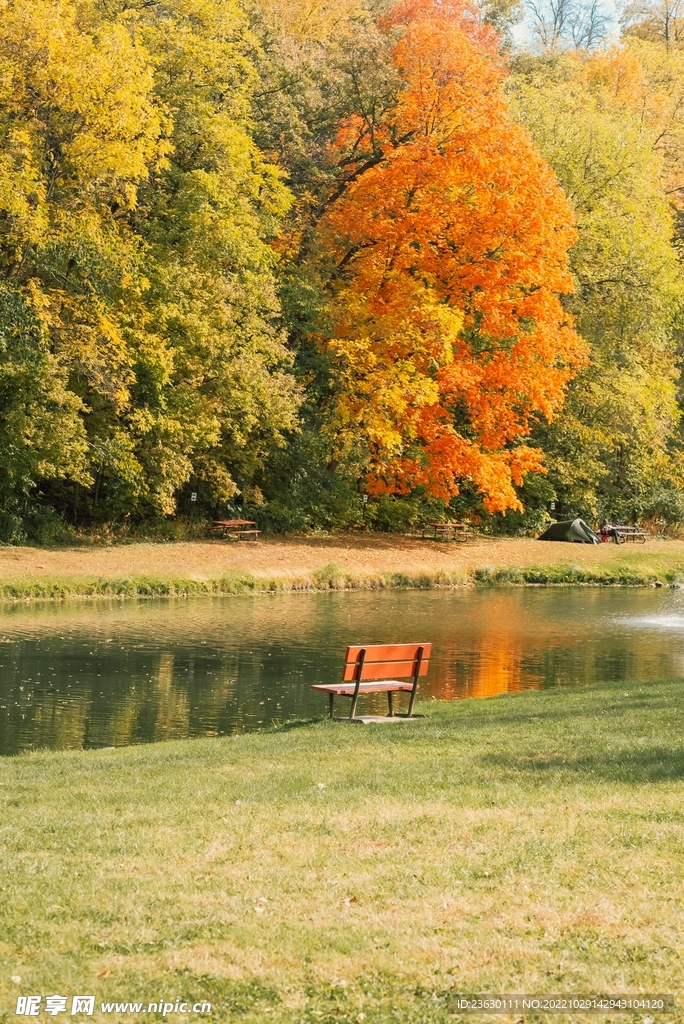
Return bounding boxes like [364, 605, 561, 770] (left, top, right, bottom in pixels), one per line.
[1, 587, 683, 754]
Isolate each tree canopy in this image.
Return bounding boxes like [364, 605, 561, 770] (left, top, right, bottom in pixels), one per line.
[1, 0, 684, 537]
[313, 0, 584, 513]
[511, 51, 684, 523]
[0, 0, 299, 530]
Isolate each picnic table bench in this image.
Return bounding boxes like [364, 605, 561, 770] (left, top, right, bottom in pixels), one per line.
[311, 642, 431, 723]
[209, 519, 261, 541]
[421, 521, 471, 541]
[600, 524, 647, 544]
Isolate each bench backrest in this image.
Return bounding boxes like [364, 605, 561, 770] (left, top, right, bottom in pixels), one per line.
[341, 643, 431, 682]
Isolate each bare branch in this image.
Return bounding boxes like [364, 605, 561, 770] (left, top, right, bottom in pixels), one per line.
[526, 0, 612, 49]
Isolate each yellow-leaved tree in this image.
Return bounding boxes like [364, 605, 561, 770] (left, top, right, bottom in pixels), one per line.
[0, 0, 299, 530]
[0, 0, 166, 512]
[510, 52, 684, 522]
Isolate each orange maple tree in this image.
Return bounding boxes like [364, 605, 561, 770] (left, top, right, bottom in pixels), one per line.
[316, 0, 586, 512]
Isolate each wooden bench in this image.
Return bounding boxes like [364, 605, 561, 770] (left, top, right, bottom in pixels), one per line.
[311, 642, 431, 723]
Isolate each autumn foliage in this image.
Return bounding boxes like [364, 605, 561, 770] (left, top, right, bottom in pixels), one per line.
[3, 0, 681, 536]
[317, 0, 586, 512]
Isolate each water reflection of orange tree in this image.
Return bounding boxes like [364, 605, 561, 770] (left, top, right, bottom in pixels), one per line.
[430, 638, 542, 701]
[465, 644, 541, 699]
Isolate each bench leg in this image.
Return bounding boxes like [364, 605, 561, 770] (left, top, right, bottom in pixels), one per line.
[328, 693, 334, 720]
[348, 651, 366, 720]
[408, 684, 418, 718]
[387, 691, 394, 717]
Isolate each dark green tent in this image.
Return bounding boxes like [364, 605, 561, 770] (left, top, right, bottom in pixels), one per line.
[538, 518, 600, 544]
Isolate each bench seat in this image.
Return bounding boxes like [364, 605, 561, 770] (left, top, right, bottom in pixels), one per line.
[311, 681, 416, 695]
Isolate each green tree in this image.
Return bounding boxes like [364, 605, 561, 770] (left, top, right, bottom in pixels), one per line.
[120, 0, 300, 516]
[0, 0, 300, 527]
[0, 0, 164, 518]
[510, 53, 684, 523]
[243, 0, 401, 527]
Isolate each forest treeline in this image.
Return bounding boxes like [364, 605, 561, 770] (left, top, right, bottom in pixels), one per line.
[2, 0, 684, 540]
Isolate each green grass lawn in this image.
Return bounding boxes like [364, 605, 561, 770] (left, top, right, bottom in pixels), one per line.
[1, 679, 683, 1023]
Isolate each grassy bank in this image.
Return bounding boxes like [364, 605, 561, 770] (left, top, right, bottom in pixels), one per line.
[0, 678, 683, 1023]
[2, 536, 684, 601]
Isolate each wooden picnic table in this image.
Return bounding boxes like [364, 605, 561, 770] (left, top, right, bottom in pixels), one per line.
[422, 521, 470, 541]
[209, 519, 261, 541]
[601, 524, 647, 545]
